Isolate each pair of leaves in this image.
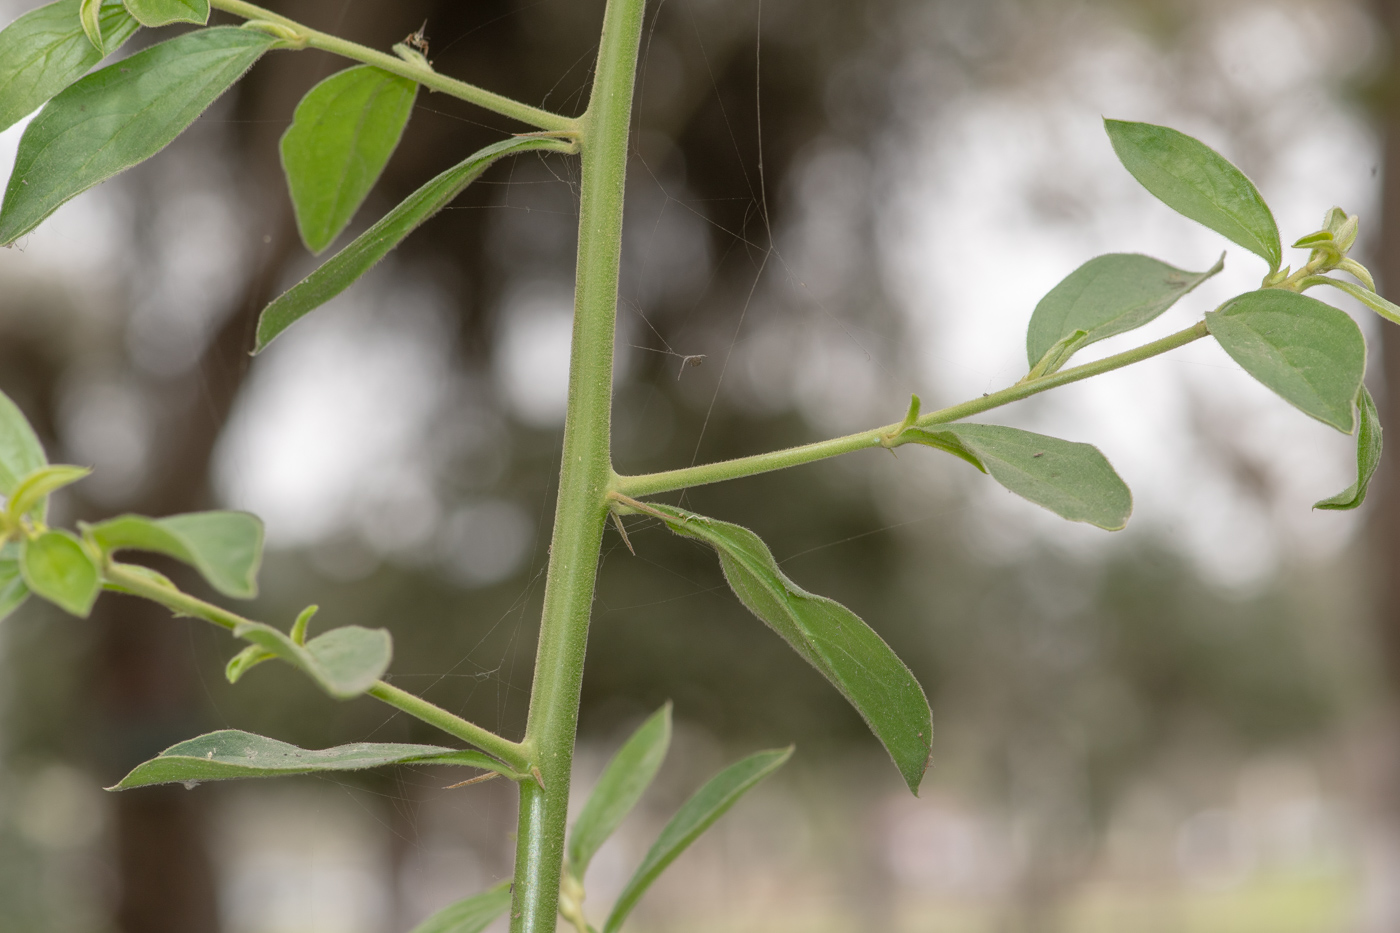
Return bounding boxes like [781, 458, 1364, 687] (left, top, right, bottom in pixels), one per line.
[1, 27, 275, 245]
[0, 0, 140, 133]
[645, 503, 930, 794]
[1026, 252, 1222, 376]
[255, 134, 573, 351]
[905, 423, 1133, 531]
[1106, 119, 1281, 272]
[110, 728, 513, 790]
[565, 702, 791, 933]
[228, 616, 392, 700]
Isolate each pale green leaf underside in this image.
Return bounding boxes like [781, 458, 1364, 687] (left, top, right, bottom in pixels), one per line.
[1205, 289, 1365, 432]
[0, 544, 29, 623]
[88, 510, 264, 599]
[568, 703, 672, 882]
[281, 65, 418, 254]
[110, 729, 509, 790]
[255, 135, 573, 351]
[0, 0, 139, 134]
[0, 389, 48, 499]
[1316, 386, 1381, 510]
[0, 27, 275, 245]
[121, 0, 208, 28]
[21, 529, 99, 617]
[232, 618, 391, 700]
[1026, 252, 1222, 368]
[408, 882, 513, 933]
[603, 748, 792, 933]
[1105, 119, 1281, 271]
[908, 423, 1133, 531]
[650, 504, 930, 794]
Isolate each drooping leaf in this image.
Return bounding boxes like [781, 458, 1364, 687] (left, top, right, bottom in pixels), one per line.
[87, 511, 264, 598]
[1316, 386, 1382, 510]
[0, 27, 275, 245]
[603, 748, 792, 933]
[6, 464, 89, 523]
[20, 529, 100, 617]
[281, 65, 418, 254]
[0, 0, 140, 134]
[120, 0, 208, 27]
[0, 389, 47, 499]
[1105, 119, 1282, 271]
[224, 643, 275, 683]
[231, 618, 391, 700]
[1205, 288, 1365, 432]
[407, 882, 513, 933]
[568, 703, 672, 882]
[905, 423, 1133, 530]
[255, 135, 573, 351]
[109, 729, 512, 790]
[647, 504, 929, 793]
[1026, 252, 1223, 370]
[1306, 276, 1400, 328]
[0, 542, 29, 623]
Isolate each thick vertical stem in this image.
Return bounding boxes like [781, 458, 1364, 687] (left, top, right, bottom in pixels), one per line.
[508, 0, 646, 930]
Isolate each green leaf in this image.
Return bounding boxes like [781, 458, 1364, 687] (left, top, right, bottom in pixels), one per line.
[0, 389, 47, 500]
[87, 511, 264, 598]
[79, 0, 103, 50]
[224, 643, 275, 683]
[1105, 119, 1282, 271]
[0, 27, 275, 245]
[109, 729, 512, 790]
[1205, 289, 1365, 432]
[905, 423, 1133, 531]
[647, 505, 929, 793]
[0, 542, 29, 623]
[255, 135, 572, 351]
[6, 464, 89, 523]
[120, 0, 208, 27]
[1316, 386, 1382, 510]
[280, 65, 418, 254]
[231, 618, 391, 700]
[407, 881, 513, 933]
[1306, 276, 1400, 328]
[603, 748, 792, 933]
[568, 703, 672, 882]
[0, 0, 140, 134]
[20, 529, 100, 617]
[1026, 252, 1224, 370]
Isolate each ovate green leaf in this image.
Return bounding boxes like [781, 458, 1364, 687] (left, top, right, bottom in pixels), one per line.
[1105, 119, 1282, 271]
[110, 729, 511, 790]
[1026, 253, 1223, 369]
[0, 389, 47, 499]
[603, 748, 792, 933]
[568, 703, 672, 882]
[648, 504, 930, 794]
[0, 27, 275, 245]
[407, 882, 513, 933]
[281, 65, 418, 254]
[120, 0, 208, 28]
[0, 0, 140, 134]
[0, 542, 29, 623]
[6, 464, 89, 523]
[1205, 289, 1365, 432]
[255, 135, 573, 351]
[1316, 386, 1382, 510]
[88, 511, 264, 598]
[21, 529, 100, 617]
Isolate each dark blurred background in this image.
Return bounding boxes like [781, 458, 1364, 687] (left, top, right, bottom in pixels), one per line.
[2, 0, 1399, 930]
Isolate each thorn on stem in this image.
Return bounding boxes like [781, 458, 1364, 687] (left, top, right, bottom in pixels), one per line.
[611, 512, 636, 555]
[443, 771, 501, 789]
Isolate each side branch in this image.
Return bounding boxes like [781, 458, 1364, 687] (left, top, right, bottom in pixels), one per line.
[614, 320, 1209, 497]
[209, 0, 578, 133]
[102, 563, 530, 771]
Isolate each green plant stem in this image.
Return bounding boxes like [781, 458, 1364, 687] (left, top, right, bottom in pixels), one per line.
[208, 0, 576, 133]
[615, 320, 1210, 498]
[101, 563, 529, 771]
[507, 0, 646, 928]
